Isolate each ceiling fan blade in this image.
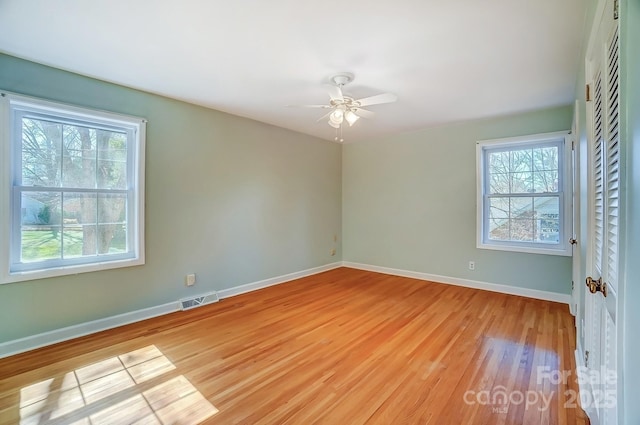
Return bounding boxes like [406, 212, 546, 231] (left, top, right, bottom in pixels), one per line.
[286, 104, 331, 108]
[355, 93, 398, 107]
[352, 108, 375, 119]
[316, 110, 334, 122]
[325, 84, 344, 102]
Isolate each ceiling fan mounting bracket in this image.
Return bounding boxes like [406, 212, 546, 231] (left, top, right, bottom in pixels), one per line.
[330, 96, 359, 109]
[331, 73, 354, 87]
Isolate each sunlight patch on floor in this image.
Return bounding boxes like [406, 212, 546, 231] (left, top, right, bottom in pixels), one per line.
[18, 345, 218, 425]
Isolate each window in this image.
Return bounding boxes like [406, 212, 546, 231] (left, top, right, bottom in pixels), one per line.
[476, 131, 571, 256]
[1, 93, 146, 283]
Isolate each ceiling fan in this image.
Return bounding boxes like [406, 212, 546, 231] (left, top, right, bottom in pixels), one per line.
[293, 73, 398, 142]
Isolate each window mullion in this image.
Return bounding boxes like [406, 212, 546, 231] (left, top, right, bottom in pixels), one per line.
[60, 191, 65, 260]
[15, 186, 128, 194]
[487, 193, 560, 198]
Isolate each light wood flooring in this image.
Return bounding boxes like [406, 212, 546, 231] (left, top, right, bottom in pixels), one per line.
[0, 267, 588, 424]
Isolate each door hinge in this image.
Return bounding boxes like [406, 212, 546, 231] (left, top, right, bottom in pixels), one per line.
[586, 84, 592, 101]
[614, 0, 619, 20]
[585, 350, 589, 367]
[572, 281, 575, 290]
[572, 140, 575, 150]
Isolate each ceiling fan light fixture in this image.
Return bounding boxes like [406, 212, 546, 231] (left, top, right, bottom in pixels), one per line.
[291, 72, 397, 141]
[329, 109, 344, 126]
[345, 110, 359, 126]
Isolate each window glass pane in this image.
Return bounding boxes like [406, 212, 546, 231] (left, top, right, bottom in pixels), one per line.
[62, 125, 97, 189]
[510, 197, 533, 219]
[509, 219, 535, 241]
[21, 118, 62, 187]
[20, 192, 61, 261]
[63, 192, 97, 257]
[535, 197, 560, 243]
[533, 146, 558, 171]
[489, 173, 509, 194]
[510, 172, 533, 194]
[510, 149, 532, 172]
[489, 151, 510, 173]
[488, 218, 509, 241]
[98, 194, 128, 254]
[489, 197, 509, 219]
[98, 131, 127, 189]
[533, 171, 559, 193]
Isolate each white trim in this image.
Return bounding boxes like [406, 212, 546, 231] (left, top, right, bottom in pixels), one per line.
[342, 261, 572, 304]
[0, 262, 342, 359]
[0, 94, 11, 286]
[217, 262, 342, 299]
[1, 90, 147, 126]
[575, 343, 598, 424]
[570, 99, 581, 319]
[0, 302, 177, 359]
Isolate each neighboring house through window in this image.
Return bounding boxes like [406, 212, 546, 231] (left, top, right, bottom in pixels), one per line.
[0, 93, 146, 283]
[476, 131, 572, 256]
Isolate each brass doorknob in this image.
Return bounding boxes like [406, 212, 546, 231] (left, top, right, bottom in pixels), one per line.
[585, 276, 608, 297]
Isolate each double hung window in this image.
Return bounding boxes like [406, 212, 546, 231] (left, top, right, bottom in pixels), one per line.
[476, 132, 571, 256]
[1, 93, 145, 283]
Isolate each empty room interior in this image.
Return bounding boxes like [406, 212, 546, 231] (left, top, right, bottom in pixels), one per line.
[0, 0, 638, 424]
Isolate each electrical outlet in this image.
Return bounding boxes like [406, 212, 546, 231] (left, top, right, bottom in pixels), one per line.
[185, 273, 196, 286]
[468, 261, 475, 271]
[330, 248, 336, 256]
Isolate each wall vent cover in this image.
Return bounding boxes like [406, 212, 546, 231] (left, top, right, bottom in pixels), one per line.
[179, 291, 219, 311]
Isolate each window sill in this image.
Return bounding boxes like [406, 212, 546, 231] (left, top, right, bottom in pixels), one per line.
[477, 241, 571, 257]
[1, 256, 145, 284]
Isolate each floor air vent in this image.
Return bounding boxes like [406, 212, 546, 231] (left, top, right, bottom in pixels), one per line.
[179, 291, 219, 311]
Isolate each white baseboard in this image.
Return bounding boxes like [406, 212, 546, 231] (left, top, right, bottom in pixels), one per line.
[0, 302, 178, 360]
[217, 262, 341, 299]
[342, 261, 572, 305]
[0, 262, 342, 359]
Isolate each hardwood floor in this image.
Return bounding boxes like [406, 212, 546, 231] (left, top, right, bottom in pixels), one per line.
[0, 268, 588, 425]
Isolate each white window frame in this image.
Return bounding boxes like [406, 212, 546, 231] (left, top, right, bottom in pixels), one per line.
[0, 92, 146, 283]
[476, 131, 572, 256]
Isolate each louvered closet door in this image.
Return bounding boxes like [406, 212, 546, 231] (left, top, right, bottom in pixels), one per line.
[584, 0, 619, 423]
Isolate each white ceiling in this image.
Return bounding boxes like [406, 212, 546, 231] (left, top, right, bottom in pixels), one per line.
[0, 0, 587, 142]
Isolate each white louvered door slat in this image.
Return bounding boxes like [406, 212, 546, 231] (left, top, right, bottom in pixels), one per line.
[605, 25, 620, 294]
[593, 69, 604, 277]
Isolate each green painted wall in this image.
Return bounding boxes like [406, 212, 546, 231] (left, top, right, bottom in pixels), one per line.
[0, 54, 342, 342]
[621, 1, 639, 423]
[342, 106, 573, 293]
